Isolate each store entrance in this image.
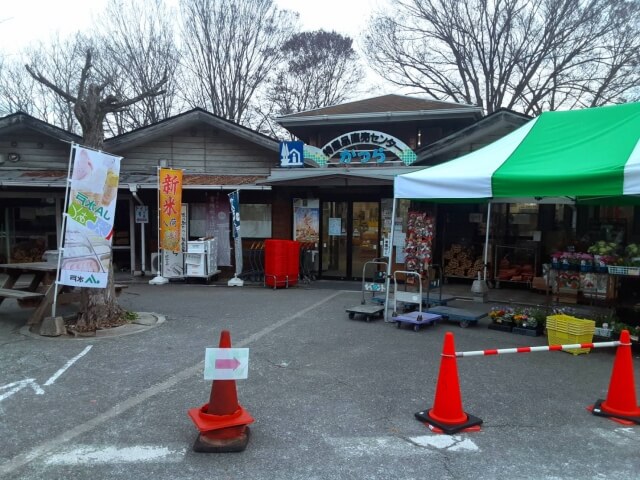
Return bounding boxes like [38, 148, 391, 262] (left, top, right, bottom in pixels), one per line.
[320, 201, 380, 280]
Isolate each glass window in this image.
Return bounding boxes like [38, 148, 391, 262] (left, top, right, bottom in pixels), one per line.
[239, 204, 271, 238]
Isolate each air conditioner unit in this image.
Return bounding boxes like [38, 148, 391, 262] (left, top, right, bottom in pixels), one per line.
[150, 253, 160, 274]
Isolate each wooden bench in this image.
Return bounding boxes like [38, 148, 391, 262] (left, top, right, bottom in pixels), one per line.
[0, 288, 45, 300]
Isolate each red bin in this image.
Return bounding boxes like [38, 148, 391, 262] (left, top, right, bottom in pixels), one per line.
[265, 239, 299, 288]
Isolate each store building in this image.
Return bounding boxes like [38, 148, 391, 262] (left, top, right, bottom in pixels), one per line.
[264, 94, 532, 280]
[6, 96, 635, 291]
[1, 97, 538, 282]
[0, 109, 278, 276]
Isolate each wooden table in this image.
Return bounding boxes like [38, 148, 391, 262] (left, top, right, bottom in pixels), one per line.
[0, 262, 72, 327]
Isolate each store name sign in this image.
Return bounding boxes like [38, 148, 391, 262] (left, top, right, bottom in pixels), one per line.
[302, 130, 416, 168]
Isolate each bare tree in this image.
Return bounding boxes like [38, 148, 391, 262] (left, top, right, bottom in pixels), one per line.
[94, 0, 181, 135]
[363, 0, 640, 114]
[26, 49, 167, 330]
[180, 0, 297, 123]
[0, 35, 85, 131]
[268, 30, 363, 117]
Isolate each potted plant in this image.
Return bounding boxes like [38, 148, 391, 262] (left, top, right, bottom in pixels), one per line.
[488, 307, 515, 332]
[588, 241, 619, 272]
[577, 252, 594, 272]
[512, 307, 545, 337]
[593, 312, 617, 338]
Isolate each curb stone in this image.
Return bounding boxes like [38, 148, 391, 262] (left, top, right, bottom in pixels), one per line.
[19, 312, 166, 340]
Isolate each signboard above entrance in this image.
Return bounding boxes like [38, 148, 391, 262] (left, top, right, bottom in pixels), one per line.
[303, 130, 416, 168]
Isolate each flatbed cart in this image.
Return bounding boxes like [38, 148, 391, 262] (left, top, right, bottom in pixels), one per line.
[422, 265, 457, 307]
[345, 259, 388, 322]
[391, 270, 442, 331]
[425, 305, 487, 328]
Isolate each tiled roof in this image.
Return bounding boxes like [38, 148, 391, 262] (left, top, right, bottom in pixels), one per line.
[282, 94, 475, 118]
[182, 174, 266, 185]
[1, 170, 267, 187]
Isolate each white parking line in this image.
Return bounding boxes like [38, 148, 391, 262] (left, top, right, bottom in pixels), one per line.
[0, 378, 45, 402]
[0, 345, 93, 406]
[45, 445, 186, 465]
[44, 345, 93, 386]
[0, 291, 344, 477]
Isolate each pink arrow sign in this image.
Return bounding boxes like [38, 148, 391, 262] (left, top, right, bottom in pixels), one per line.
[215, 358, 241, 370]
[204, 348, 249, 380]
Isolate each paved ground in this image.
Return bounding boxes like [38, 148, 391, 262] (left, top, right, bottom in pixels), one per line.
[0, 279, 638, 480]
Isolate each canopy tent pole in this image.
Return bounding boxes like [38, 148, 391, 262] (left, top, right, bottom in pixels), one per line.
[383, 198, 397, 322]
[483, 202, 492, 281]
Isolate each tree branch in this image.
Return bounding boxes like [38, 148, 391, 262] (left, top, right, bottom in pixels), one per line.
[24, 64, 78, 104]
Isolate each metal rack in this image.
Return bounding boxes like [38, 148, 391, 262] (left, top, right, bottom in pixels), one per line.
[493, 244, 537, 288]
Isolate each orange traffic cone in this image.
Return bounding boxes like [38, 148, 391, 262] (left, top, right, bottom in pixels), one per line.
[188, 330, 254, 452]
[589, 330, 640, 425]
[415, 332, 482, 434]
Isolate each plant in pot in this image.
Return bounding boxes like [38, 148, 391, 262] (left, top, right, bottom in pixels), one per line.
[512, 307, 545, 336]
[488, 307, 515, 332]
[588, 241, 619, 272]
[577, 252, 594, 272]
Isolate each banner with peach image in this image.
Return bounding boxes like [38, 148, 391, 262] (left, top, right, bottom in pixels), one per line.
[59, 146, 122, 289]
[159, 168, 183, 253]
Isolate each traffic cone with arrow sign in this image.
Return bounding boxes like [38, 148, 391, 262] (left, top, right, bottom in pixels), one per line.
[188, 330, 254, 452]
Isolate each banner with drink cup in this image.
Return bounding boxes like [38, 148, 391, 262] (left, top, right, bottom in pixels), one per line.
[60, 145, 122, 288]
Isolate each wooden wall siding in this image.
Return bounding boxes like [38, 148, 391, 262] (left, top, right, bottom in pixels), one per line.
[117, 127, 277, 175]
[271, 193, 292, 239]
[0, 133, 71, 170]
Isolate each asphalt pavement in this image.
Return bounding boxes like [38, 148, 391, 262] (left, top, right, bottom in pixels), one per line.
[0, 280, 639, 480]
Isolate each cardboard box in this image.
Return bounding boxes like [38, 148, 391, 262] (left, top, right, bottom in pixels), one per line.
[531, 276, 550, 292]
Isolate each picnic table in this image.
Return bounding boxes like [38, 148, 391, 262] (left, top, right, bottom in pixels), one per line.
[0, 262, 65, 327]
[0, 262, 129, 329]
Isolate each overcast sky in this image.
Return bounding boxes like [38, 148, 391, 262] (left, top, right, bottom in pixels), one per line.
[0, 0, 384, 48]
[0, 0, 399, 97]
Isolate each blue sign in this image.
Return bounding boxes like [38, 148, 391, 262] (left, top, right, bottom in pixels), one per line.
[279, 141, 304, 167]
[228, 191, 240, 238]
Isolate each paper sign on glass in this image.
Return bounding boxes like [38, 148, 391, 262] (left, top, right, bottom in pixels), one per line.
[204, 348, 249, 380]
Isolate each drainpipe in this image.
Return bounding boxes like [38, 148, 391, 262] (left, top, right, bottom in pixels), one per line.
[129, 184, 146, 275]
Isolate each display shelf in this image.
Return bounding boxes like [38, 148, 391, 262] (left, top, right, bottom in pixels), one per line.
[494, 244, 536, 288]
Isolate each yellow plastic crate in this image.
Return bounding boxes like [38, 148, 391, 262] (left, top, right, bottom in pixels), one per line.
[546, 315, 595, 334]
[547, 329, 594, 355]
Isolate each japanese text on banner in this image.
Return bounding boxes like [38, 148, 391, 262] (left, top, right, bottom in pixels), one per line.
[159, 168, 183, 253]
[60, 145, 122, 289]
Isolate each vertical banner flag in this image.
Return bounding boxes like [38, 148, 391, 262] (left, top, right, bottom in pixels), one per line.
[60, 145, 122, 288]
[228, 191, 243, 276]
[159, 168, 183, 253]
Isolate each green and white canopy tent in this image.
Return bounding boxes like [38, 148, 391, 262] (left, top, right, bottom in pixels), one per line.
[383, 102, 640, 317]
[396, 102, 640, 202]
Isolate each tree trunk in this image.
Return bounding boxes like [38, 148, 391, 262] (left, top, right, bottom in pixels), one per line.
[77, 266, 125, 331]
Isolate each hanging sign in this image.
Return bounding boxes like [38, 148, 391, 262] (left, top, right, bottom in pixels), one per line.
[279, 141, 304, 167]
[60, 145, 122, 288]
[302, 130, 416, 167]
[135, 205, 149, 223]
[204, 348, 249, 380]
[159, 168, 183, 253]
[228, 191, 243, 276]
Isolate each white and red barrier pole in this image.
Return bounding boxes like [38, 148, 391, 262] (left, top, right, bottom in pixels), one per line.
[455, 340, 622, 358]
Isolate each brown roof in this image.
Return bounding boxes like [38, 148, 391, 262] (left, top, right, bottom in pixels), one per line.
[17, 171, 266, 186]
[283, 94, 474, 118]
[182, 174, 266, 185]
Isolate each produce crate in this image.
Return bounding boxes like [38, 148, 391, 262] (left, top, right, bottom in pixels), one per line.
[607, 265, 640, 276]
[546, 314, 595, 355]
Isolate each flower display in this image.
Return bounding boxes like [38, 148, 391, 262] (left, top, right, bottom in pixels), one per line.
[489, 307, 543, 329]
